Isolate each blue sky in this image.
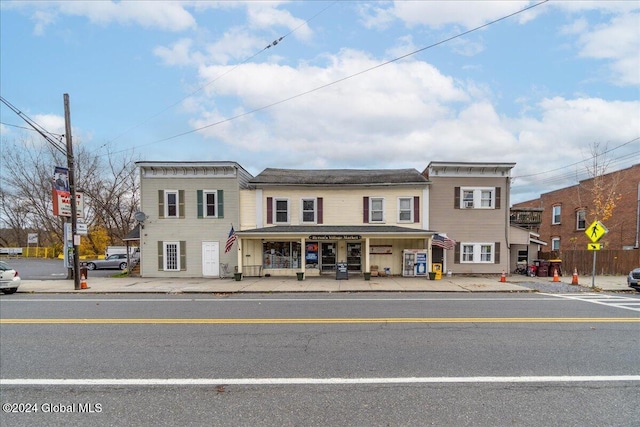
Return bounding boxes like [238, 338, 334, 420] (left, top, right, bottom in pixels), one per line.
[1, 1, 638, 204]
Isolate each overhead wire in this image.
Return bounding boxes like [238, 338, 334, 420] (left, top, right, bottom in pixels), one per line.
[98, 1, 337, 153]
[108, 0, 551, 154]
[0, 96, 68, 156]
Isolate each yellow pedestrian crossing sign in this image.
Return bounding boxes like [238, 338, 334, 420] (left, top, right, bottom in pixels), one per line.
[585, 220, 607, 243]
[587, 243, 602, 251]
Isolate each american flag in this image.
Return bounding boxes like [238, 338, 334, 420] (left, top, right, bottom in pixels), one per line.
[432, 234, 455, 250]
[224, 226, 237, 253]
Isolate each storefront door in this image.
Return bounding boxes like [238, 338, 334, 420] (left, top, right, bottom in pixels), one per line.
[321, 242, 336, 273]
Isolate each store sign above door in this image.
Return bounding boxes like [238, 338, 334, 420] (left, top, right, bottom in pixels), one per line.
[309, 235, 362, 240]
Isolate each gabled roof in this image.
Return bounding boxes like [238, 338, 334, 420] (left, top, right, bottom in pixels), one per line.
[249, 168, 429, 186]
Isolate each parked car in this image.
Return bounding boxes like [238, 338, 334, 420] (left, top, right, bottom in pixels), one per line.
[86, 254, 129, 270]
[628, 267, 640, 291]
[0, 260, 21, 294]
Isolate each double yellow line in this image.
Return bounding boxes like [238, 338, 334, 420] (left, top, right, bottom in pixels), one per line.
[2, 317, 639, 324]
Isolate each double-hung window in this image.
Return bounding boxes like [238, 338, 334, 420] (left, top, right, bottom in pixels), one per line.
[301, 198, 316, 223]
[460, 242, 495, 263]
[398, 197, 413, 222]
[166, 191, 178, 217]
[370, 197, 385, 223]
[576, 210, 586, 230]
[159, 190, 184, 218]
[552, 205, 561, 224]
[274, 198, 289, 224]
[459, 187, 496, 209]
[204, 191, 216, 217]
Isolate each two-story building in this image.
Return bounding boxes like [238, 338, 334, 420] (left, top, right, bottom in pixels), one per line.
[135, 161, 253, 278]
[423, 161, 516, 275]
[235, 168, 435, 277]
[136, 161, 521, 279]
[513, 163, 640, 252]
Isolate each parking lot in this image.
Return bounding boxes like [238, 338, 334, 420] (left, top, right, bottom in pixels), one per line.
[1, 257, 124, 280]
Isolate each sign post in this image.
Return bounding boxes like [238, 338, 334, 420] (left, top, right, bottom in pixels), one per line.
[585, 220, 608, 289]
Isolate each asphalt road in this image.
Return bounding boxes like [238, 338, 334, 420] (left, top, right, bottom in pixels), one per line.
[1, 293, 639, 426]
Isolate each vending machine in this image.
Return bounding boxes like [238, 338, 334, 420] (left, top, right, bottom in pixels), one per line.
[402, 250, 429, 277]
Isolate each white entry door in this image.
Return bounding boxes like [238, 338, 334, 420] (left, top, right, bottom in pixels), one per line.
[202, 241, 220, 277]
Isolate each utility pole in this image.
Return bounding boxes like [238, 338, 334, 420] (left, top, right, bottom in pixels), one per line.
[64, 94, 80, 290]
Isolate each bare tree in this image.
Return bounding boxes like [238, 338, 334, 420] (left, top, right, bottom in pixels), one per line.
[579, 142, 624, 223]
[0, 133, 140, 254]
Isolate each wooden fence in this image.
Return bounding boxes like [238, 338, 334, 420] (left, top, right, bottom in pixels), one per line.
[539, 250, 639, 275]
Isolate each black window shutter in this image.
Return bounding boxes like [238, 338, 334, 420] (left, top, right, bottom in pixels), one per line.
[454, 242, 460, 264]
[266, 197, 273, 224]
[363, 197, 369, 223]
[495, 187, 501, 209]
[494, 242, 500, 264]
[317, 197, 323, 224]
[413, 196, 420, 223]
[454, 187, 460, 209]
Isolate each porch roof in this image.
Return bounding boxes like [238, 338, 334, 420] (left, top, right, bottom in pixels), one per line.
[237, 225, 436, 237]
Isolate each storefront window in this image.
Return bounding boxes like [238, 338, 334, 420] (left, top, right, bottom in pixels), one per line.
[263, 241, 301, 269]
[305, 242, 318, 268]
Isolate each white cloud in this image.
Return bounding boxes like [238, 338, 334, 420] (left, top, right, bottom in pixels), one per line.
[368, 1, 535, 29]
[246, 2, 312, 41]
[11, 0, 197, 33]
[574, 13, 640, 86]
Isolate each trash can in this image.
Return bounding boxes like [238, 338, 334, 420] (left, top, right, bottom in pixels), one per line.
[536, 260, 549, 277]
[549, 259, 562, 277]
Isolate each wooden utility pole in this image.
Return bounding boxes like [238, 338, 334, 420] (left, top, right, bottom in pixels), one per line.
[64, 93, 80, 290]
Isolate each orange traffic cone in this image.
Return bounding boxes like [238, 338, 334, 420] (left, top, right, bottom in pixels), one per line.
[80, 274, 88, 289]
[552, 268, 559, 282]
[499, 270, 506, 282]
[571, 268, 579, 285]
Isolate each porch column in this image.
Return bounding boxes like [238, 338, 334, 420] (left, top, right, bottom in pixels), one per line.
[364, 237, 370, 273]
[236, 237, 243, 274]
[300, 236, 306, 271]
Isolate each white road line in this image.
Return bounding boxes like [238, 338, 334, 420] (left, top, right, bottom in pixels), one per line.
[540, 293, 640, 312]
[2, 376, 639, 386]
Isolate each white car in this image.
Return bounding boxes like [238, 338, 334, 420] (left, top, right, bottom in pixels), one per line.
[0, 260, 21, 294]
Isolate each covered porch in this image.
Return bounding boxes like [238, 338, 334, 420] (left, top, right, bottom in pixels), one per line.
[235, 225, 436, 278]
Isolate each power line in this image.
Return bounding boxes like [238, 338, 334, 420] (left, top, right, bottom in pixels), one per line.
[0, 96, 67, 156]
[109, 0, 550, 155]
[512, 137, 639, 179]
[98, 1, 337, 154]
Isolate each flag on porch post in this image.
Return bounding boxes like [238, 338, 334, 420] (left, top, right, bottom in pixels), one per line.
[225, 225, 237, 253]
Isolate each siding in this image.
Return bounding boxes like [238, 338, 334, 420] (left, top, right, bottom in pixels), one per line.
[139, 175, 241, 278]
[241, 187, 427, 228]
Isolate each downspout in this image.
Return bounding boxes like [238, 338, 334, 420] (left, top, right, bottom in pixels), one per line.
[634, 182, 640, 249]
[505, 176, 511, 271]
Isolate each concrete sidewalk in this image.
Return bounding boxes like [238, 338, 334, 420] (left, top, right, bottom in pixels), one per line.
[13, 273, 634, 294]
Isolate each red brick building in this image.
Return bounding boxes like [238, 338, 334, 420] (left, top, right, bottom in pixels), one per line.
[513, 163, 640, 252]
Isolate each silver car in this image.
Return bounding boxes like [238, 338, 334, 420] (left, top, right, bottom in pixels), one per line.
[628, 267, 640, 291]
[0, 260, 21, 294]
[86, 254, 129, 270]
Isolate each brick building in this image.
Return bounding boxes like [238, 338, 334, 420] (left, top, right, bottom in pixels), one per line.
[513, 163, 640, 252]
